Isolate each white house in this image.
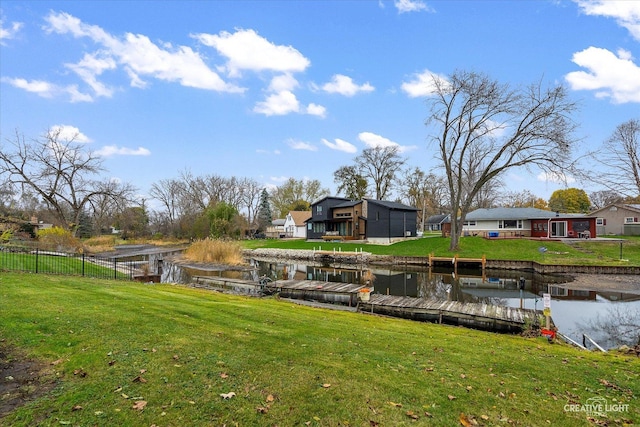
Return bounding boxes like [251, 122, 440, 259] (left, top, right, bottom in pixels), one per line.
[284, 211, 311, 238]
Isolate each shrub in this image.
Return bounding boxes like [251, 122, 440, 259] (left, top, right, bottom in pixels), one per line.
[37, 227, 83, 253]
[184, 238, 245, 265]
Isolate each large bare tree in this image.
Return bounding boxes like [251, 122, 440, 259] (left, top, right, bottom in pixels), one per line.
[398, 167, 449, 229]
[355, 145, 405, 200]
[592, 118, 640, 198]
[425, 70, 578, 250]
[0, 128, 135, 236]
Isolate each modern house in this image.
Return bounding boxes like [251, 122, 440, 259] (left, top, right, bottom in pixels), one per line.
[283, 211, 312, 238]
[448, 207, 597, 239]
[306, 197, 419, 243]
[588, 203, 640, 236]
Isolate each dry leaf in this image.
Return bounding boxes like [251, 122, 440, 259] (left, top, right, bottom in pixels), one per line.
[132, 376, 147, 383]
[256, 406, 269, 414]
[132, 400, 147, 411]
[424, 411, 433, 417]
[266, 394, 275, 402]
[173, 354, 179, 360]
[220, 373, 229, 379]
[406, 410, 419, 420]
[220, 392, 236, 399]
[369, 421, 379, 427]
[388, 401, 403, 407]
[71, 405, 83, 411]
[460, 374, 466, 379]
[108, 360, 116, 366]
[139, 369, 146, 374]
[322, 383, 331, 388]
[481, 415, 490, 420]
[51, 358, 64, 366]
[448, 395, 456, 400]
[460, 413, 473, 427]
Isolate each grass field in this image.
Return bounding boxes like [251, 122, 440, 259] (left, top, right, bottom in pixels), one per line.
[1, 272, 638, 426]
[242, 235, 640, 266]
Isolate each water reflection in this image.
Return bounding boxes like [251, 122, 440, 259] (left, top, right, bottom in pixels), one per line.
[162, 259, 640, 348]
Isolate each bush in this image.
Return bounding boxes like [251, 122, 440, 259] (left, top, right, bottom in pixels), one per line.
[37, 227, 83, 253]
[184, 238, 245, 265]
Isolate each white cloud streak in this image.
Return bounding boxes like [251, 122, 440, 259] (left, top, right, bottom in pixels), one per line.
[394, 0, 433, 14]
[0, 17, 23, 44]
[287, 139, 318, 151]
[96, 145, 151, 157]
[574, 0, 640, 41]
[321, 138, 357, 153]
[358, 131, 417, 153]
[320, 74, 374, 96]
[51, 124, 92, 142]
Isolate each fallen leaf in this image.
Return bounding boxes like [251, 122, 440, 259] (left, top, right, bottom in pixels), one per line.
[71, 405, 83, 411]
[448, 395, 456, 400]
[256, 406, 269, 414]
[481, 415, 489, 420]
[139, 369, 146, 374]
[266, 394, 275, 402]
[406, 410, 419, 419]
[369, 421, 379, 427]
[388, 401, 403, 407]
[220, 392, 236, 399]
[94, 411, 103, 415]
[460, 373, 466, 379]
[460, 413, 473, 427]
[132, 376, 147, 383]
[121, 393, 129, 399]
[132, 400, 147, 411]
[220, 373, 229, 379]
[424, 411, 433, 417]
[173, 354, 179, 360]
[322, 383, 331, 388]
[108, 360, 116, 366]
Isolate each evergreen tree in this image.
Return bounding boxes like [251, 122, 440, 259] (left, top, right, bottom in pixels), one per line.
[257, 189, 272, 233]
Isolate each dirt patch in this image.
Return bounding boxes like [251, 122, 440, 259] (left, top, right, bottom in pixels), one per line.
[0, 342, 57, 418]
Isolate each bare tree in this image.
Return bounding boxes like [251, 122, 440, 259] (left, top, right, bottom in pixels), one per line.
[589, 189, 623, 210]
[355, 146, 405, 200]
[0, 129, 136, 236]
[591, 118, 640, 198]
[499, 190, 549, 209]
[397, 167, 449, 229]
[426, 70, 578, 250]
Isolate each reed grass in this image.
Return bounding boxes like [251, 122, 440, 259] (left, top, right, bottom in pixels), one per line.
[184, 238, 246, 265]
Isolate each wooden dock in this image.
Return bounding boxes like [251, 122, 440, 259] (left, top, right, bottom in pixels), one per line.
[188, 276, 544, 333]
[358, 294, 542, 332]
[428, 254, 486, 271]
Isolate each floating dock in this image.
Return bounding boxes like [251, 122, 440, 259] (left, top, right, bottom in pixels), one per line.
[187, 277, 544, 333]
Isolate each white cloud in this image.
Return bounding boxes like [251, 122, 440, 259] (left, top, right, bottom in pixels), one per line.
[50, 125, 92, 143]
[320, 74, 374, 96]
[358, 131, 417, 153]
[574, 0, 640, 41]
[321, 138, 357, 153]
[306, 103, 327, 118]
[96, 145, 151, 157]
[1, 77, 94, 102]
[537, 171, 576, 185]
[565, 46, 640, 103]
[270, 176, 289, 183]
[394, 0, 433, 14]
[193, 28, 310, 77]
[65, 52, 117, 98]
[42, 11, 244, 98]
[287, 139, 317, 151]
[268, 74, 299, 92]
[0, 17, 23, 44]
[253, 90, 300, 116]
[401, 69, 449, 98]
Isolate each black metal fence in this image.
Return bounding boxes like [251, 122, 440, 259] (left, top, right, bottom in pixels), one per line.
[0, 245, 146, 280]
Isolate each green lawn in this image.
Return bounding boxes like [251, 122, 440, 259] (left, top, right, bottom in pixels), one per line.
[1, 273, 638, 426]
[242, 235, 640, 266]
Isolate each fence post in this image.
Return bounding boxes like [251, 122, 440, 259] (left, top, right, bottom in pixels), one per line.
[35, 248, 39, 274]
[114, 259, 117, 280]
[82, 253, 85, 277]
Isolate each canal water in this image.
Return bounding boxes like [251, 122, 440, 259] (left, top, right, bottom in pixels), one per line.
[161, 259, 640, 349]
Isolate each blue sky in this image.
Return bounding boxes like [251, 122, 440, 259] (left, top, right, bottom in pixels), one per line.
[1, 0, 639, 209]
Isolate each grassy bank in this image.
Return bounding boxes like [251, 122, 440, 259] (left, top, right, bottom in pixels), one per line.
[1, 273, 638, 426]
[242, 235, 640, 266]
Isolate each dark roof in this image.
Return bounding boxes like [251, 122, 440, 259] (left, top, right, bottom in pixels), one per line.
[334, 200, 362, 208]
[426, 214, 449, 224]
[365, 199, 418, 211]
[310, 196, 351, 205]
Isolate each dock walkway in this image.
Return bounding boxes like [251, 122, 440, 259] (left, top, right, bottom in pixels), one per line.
[188, 276, 544, 333]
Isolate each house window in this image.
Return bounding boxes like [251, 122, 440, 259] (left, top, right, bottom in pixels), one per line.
[625, 217, 637, 223]
[316, 206, 323, 214]
[463, 221, 476, 226]
[307, 223, 312, 230]
[498, 220, 522, 229]
[313, 223, 325, 233]
[596, 218, 604, 226]
[335, 212, 352, 218]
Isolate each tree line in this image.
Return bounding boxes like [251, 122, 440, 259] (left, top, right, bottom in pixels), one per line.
[1, 70, 638, 249]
